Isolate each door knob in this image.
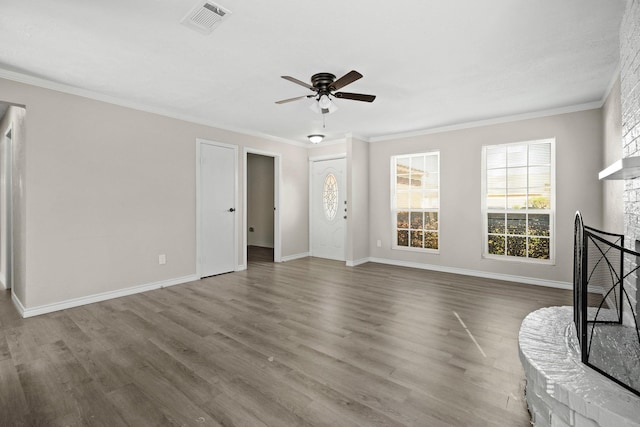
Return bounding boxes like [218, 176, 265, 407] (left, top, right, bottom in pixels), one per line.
[229, 208, 235, 212]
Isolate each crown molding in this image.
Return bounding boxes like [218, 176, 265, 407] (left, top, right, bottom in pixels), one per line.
[1, 66, 616, 148]
[0, 67, 308, 148]
[369, 101, 604, 143]
[351, 132, 370, 143]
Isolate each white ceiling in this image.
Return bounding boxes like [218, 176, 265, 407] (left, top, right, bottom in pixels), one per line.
[0, 0, 627, 144]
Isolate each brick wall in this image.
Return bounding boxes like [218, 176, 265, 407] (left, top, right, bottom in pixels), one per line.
[621, 0, 640, 325]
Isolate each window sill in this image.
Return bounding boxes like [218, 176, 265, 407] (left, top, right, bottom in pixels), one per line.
[482, 254, 555, 265]
[392, 246, 440, 254]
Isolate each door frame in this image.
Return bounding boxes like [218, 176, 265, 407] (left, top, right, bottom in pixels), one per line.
[1, 125, 13, 290]
[243, 148, 282, 267]
[308, 153, 346, 258]
[195, 138, 239, 278]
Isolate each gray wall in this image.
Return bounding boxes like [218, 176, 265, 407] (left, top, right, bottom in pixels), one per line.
[247, 153, 274, 248]
[308, 141, 346, 158]
[368, 109, 603, 285]
[347, 136, 370, 264]
[602, 77, 624, 234]
[0, 77, 309, 310]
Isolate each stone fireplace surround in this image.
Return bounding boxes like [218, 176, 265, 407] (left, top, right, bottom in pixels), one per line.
[518, 307, 640, 427]
[620, 0, 640, 325]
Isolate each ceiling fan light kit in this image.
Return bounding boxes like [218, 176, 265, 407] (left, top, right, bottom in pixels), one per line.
[309, 94, 338, 114]
[307, 134, 324, 144]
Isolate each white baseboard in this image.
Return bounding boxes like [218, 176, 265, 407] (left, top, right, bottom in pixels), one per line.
[281, 252, 310, 262]
[18, 274, 199, 318]
[12, 292, 26, 316]
[346, 258, 369, 267]
[236, 264, 247, 271]
[14, 257, 571, 318]
[366, 257, 572, 290]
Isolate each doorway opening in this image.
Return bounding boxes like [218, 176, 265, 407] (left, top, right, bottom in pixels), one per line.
[244, 150, 281, 267]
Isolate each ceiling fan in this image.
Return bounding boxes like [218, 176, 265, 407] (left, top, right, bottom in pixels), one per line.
[276, 70, 376, 114]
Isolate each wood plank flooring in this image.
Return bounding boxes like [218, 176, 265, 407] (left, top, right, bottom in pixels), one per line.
[0, 255, 573, 426]
[248, 246, 274, 263]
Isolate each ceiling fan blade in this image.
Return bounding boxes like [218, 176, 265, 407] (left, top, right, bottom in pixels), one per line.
[334, 92, 376, 102]
[281, 76, 314, 90]
[275, 95, 309, 104]
[331, 70, 363, 91]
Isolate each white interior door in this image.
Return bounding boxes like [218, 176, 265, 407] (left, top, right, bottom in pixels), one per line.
[199, 142, 236, 277]
[311, 158, 346, 261]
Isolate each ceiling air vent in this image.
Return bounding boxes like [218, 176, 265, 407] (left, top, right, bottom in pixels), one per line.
[181, 1, 231, 34]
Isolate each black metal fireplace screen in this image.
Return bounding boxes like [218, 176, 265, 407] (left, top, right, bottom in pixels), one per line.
[573, 212, 640, 397]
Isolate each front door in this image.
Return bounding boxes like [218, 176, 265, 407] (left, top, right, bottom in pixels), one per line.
[199, 141, 236, 277]
[311, 158, 346, 261]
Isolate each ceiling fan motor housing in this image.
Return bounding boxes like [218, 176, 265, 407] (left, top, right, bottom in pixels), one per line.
[311, 73, 336, 94]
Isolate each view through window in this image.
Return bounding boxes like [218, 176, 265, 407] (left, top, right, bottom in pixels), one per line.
[392, 152, 440, 251]
[483, 139, 554, 261]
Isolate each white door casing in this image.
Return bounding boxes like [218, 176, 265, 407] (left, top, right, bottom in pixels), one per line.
[1, 126, 12, 289]
[197, 140, 237, 277]
[311, 157, 346, 261]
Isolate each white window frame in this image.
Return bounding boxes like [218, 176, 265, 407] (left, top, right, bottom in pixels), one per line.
[481, 138, 556, 264]
[391, 151, 440, 253]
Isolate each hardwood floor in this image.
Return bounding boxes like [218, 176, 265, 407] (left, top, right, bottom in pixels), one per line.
[248, 246, 274, 263]
[0, 258, 572, 426]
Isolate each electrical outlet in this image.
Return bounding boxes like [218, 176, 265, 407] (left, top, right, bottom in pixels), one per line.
[377, 240, 382, 247]
[159, 254, 166, 265]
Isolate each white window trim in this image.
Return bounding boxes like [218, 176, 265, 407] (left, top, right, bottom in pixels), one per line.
[390, 151, 440, 254]
[481, 138, 556, 264]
